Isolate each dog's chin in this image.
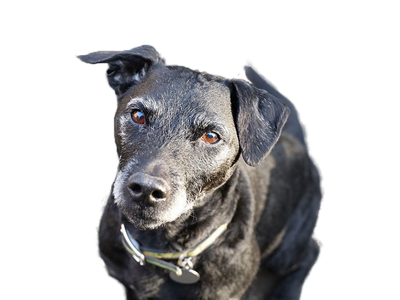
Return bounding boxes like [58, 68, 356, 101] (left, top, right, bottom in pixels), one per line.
[124, 214, 165, 230]
[117, 201, 193, 231]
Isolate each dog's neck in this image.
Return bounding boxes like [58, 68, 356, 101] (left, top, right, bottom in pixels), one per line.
[122, 167, 241, 253]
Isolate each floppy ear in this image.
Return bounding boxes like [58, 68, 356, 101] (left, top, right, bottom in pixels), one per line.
[78, 45, 164, 96]
[230, 79, 290, 166]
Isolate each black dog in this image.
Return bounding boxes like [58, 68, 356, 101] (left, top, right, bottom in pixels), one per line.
[79, 45, 321, 300]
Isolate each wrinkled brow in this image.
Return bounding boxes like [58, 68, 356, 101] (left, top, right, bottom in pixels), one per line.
[123, 97, 163, 122]
[125, 97, 159, 111]
[192, 112, 229, 135]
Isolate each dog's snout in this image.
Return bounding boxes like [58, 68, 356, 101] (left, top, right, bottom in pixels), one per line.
[127, 173, 169, 205]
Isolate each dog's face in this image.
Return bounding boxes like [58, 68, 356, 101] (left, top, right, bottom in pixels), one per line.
[112, 67, 240, 229]
[79, 46, 289, 229]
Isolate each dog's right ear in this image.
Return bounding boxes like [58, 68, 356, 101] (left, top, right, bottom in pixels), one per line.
[78, 45, 164, 96]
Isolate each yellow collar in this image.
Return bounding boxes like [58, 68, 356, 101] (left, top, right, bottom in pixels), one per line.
[121, 223, 228, 276]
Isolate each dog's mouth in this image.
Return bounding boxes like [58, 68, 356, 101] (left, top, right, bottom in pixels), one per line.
[113, 178, 192, 230]
[119, 202, 162, 229]
[117, 197, 192, 230]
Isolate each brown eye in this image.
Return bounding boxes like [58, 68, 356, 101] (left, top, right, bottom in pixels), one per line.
[131, 110, 145, 124]
[202, 132, 220, 144]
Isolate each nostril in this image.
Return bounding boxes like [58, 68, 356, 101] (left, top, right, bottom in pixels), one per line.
[130, 183, 142, 195]
[151, 189, 165, 200]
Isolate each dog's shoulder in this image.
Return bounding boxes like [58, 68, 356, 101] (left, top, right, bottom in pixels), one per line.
[274, 131, 308, 162]
[238, 130, 309, 204]
[269, 131, 311, 193]
[273, 129, 315, 194]
[240, 130, 315, 250]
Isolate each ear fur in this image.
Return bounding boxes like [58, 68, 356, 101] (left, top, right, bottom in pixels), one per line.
[78, 45, 164, 96]
[230, 79, 290, 166]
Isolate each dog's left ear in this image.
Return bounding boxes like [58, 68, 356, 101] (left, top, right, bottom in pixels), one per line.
[229, 79, 290, 166]
[78, 45, 164, 96]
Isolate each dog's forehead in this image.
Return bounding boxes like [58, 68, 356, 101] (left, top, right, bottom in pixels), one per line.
[120, 66, 232, 115]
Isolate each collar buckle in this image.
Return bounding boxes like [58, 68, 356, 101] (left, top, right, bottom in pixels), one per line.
[177, 252, 193, 270]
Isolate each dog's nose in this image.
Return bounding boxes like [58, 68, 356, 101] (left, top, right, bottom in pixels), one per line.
[127, 173, 169, 205]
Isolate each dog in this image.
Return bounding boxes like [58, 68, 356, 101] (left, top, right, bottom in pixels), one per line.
[79, 45, 322, 300]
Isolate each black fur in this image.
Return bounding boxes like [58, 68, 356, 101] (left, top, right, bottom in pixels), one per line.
[79, 45, 321, 300]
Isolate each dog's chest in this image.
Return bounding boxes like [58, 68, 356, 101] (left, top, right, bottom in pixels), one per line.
[112, 238, 260, 300]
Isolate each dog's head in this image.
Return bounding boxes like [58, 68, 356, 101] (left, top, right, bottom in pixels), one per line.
[79, 45, 289, 229]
